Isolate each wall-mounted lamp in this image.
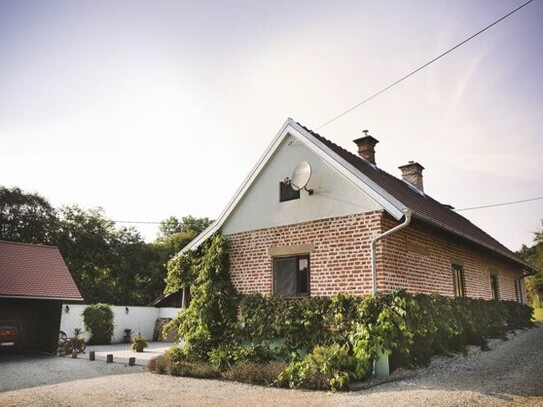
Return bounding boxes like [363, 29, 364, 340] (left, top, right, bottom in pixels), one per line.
[65, 305, 70, 313]
[125, 307, 129, 314]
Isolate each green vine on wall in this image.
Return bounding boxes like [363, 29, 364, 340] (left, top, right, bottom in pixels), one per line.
[164, 233, 237, 359]
[162, 235, 534, 391]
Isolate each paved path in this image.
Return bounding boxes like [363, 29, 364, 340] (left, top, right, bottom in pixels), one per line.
[85, 341, 172, 365]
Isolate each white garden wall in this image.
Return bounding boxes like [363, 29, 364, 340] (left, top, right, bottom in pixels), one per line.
[60, 304, 181, 343]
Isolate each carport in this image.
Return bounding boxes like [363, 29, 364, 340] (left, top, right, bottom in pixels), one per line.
[0, 240, 83, 353]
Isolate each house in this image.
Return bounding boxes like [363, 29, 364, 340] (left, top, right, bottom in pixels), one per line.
[182, 118, 533, 302]
[0, 240, 83, 353]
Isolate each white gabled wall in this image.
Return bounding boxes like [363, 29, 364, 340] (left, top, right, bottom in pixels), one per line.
[222, 134, 383, 235]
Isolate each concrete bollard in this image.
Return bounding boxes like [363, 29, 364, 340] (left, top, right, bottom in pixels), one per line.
[106, 354, 113, 363]
[128, 357, 136, 366]
[89, 351, 95, 361]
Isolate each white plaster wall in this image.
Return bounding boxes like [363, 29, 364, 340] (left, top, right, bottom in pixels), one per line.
[222, 134, 382, 235]
[159, 307, 182, 319]
[60, 304, 181, 343]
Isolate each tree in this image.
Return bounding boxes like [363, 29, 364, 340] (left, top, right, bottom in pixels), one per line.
[55, 205, 119, 304]
[157, 215, 212, 241]
[56, 206, 168, 305]
[0, 186, 58, 244]
[517, 219, 543, 307]
[111, 227, 164, 305]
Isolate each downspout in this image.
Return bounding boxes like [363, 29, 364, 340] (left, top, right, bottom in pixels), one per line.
[370, 210, 413, 294]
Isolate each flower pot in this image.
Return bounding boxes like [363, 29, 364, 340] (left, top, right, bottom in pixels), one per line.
[123, 336, 132, 343]
[134, 344, 144, 353]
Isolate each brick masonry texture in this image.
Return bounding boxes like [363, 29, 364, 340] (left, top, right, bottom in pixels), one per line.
[226, 211, 526, 301]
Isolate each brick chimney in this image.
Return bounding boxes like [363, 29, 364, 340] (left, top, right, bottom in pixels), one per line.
[399, 161, 425, 192]
[353, 130, 379, 164]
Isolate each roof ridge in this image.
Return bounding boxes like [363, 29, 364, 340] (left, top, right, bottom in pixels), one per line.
[0, 240, 56, 248]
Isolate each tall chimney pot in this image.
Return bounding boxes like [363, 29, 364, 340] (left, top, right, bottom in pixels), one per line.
[353, 130, 379, 164]
[399, 161, 425, 192]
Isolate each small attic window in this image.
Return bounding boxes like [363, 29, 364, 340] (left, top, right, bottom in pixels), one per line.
[280, 182, 300, 202]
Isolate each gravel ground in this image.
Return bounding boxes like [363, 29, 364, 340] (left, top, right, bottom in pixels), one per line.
[1, 324, 542, 407]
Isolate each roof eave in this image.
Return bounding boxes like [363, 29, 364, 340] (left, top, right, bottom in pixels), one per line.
[412, 211, 535, 272]
[180, 118, 409, 254]
[288, 120, 407, 220]
[0, 294, 84, 301]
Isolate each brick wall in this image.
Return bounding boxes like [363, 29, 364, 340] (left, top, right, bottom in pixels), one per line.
[227, 211, 381, 297]
[379, 215, 526, 301]
[226, 211, 526, 301]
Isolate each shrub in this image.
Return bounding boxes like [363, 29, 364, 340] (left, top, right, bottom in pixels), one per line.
[208, 343, 275, 371]
[168, 361, 220, 379]
[148, 355, 168, 374]
[279, 344, 360, 392]
[224, 361, 287, 386]
[82, 303, 114, 345]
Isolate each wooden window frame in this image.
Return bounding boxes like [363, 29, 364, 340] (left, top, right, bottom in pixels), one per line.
[452, 264, 465, 298]
[272, 255, 310, 298]
[490, 274, 500, 300]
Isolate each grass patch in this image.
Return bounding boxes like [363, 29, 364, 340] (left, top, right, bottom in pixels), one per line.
[533, 307, 543, 322]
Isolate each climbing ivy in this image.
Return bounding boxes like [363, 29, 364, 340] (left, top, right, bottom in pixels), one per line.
[165, 233, 237, 360]
[163, 236, 534, 390]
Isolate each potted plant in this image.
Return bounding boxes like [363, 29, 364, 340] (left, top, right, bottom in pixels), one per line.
[131, 332, 148, 353]
[123, 328, 132, 343]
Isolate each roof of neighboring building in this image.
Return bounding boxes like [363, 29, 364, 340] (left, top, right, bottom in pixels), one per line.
[0, 240, 83, 301]
[182, 118, 533, 272]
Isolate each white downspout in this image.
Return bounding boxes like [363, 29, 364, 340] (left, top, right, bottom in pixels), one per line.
[370, 210, 413, 294]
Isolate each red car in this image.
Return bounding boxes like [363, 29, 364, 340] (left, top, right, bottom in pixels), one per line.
[0, 321, 22, 348]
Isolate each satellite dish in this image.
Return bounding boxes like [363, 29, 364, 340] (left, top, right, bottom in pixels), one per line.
[290, 161, 312, 191]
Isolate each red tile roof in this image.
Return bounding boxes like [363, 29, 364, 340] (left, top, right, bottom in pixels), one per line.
[298, 123, 532, 270]
[0, 240, 83, 301]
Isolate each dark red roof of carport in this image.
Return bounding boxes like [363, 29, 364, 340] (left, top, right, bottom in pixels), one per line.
[0, 240, 83, 301]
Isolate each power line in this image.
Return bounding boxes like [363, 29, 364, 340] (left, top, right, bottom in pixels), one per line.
[315, 0, 535, 130]
[7, 196, 541, 224]
[112, 196, 543, 222]
[111, 220, 162, 225]
[455, 196, 543, 212]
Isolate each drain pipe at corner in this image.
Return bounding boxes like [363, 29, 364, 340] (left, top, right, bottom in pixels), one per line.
[371, 209, 413, 294]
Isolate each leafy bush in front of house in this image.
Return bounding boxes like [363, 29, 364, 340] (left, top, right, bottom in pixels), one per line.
[82, 303, 114, 345]
[278, 344, 363, 392]
[148, 348, 220, 379]
[223, 361, 287, 386]
[160, 232, 534, 391]
[208, 342, 275, 372]
[238, 293, 332, 357]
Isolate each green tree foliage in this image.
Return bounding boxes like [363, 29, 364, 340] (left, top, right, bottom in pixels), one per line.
[157, 215, 212, 241]
[1, 184, 210, 305]
[56, 206, 166, 305]
[55, 206, 120, 304]
[111, 227, 164, 305]
[0, 186, 58, 244]
[517, 218, 543, 307]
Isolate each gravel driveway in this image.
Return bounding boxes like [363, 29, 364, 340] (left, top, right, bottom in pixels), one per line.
[1, 324, 542, 407]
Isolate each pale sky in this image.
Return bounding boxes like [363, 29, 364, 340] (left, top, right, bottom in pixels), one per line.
[1, 0, 542, 251]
